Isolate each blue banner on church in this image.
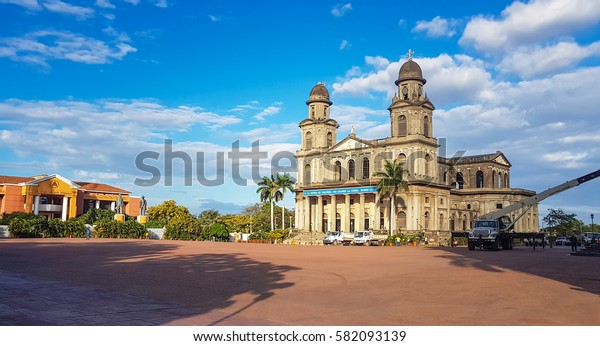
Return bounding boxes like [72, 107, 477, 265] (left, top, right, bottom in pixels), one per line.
[303, 186, 378, 196]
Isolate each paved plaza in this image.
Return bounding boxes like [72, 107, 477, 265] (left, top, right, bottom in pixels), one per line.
[0, 238, 599, 325]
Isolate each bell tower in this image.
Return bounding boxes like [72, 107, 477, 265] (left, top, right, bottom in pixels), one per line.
[299, 82, 339, 151]
[389, 50, 435, 139]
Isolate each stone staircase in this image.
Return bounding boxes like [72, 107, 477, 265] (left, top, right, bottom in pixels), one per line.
[284, 231, 326, 246]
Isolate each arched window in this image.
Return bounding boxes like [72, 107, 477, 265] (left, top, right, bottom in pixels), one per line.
[335, 161, 342, 181]
[398, 153, 407, 175]
[504, 173, 509, 188]
[425, 154, 431, 176]
[449, 215, 455, 231]
[348, 159, 355, 180]
[364, 212, 370, 230]
[304, 164, 311, 184]
[456, 172, 464, 189]
[305, 131, 313, 150]
[424, 211, 430, 229]
[397, 211, 407, 230]
[336, 213, 341, 232]
[462, 214, 467, 231]
[350, 213, 355, 232]
[398, 115, 407, 137]
[323, 106, 327, 118]
[443, 171, 448, 184]
[476, 170, 484, 188]
[327, 132, 333, 147]
[498, 172, 503, 188]
[311, 106, 315, 118]
[362, 157, 370, 179]
[379, 212, 385, 230]
[492, 171, 497, 188]
[424, 116, 430, 137]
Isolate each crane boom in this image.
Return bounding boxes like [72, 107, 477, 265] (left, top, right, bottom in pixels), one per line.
[480, 169, 600, 221]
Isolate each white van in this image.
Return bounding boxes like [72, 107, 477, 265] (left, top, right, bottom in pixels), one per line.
[583, 232, 600, 244]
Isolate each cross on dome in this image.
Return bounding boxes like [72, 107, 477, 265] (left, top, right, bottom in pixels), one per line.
[406, 49, 414, 60]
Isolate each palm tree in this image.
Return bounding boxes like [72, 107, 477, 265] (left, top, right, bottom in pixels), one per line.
[374, 159, 409, 236]
[275, 173, 295, 229]
[256, 175, 282, 231]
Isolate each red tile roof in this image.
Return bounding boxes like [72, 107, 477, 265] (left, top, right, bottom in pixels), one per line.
[0, 175, 130, 194]
[75, 182, 130, 194]
[0, 175, 34, 184]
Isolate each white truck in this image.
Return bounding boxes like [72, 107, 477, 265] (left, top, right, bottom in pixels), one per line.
[323, 231, 354, 245]
[459, 169, 600, 251]
[353, 231, 387, 246]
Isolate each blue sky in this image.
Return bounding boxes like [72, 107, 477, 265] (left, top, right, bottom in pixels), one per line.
[1, 0, 600, 223]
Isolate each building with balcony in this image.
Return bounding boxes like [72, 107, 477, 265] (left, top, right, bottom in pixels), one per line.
[0, 174, 141, 220]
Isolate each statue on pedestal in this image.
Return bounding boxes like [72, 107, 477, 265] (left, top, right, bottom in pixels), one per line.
[115, 194, 124, 215]
[140, 196, 147, 216]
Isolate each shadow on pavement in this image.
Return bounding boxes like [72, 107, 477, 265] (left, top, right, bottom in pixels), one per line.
[0, 240, 298, 326]
[426, 245, 600, 296]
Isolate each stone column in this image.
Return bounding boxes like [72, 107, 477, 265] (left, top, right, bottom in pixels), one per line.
[304, 197, 310, 232]
[295, 196, 302, 230]
[330, 195, 337, 232]
[344, 194, 351, 232]
[316, 196, 323, 233]
[95, 200, 100, 209]
[374, 193, 380, 230]
[61, 197, 69, 221]
[33, 195, 40, 215]
[358, 193, 365, 231]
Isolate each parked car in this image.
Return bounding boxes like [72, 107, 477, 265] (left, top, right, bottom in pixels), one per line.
[555, 236, 569, 246]
[323, 231, 353, 245]
[583, 232, 600, 245]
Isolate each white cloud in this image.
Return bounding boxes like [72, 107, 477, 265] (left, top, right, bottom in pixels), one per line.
[95, 0, 114, 9]
[0, 30, 136, 66]
[124, 0, 139, 4]
[333, 54, 492, 106]
[331, 3, 352, 17]
[542, 151, 588, 168]
[208, 15, 222, 22]
[41, 0, 94, 19]
[254, 106, 281, 121]
[498, 41, 600, 78]
[0, 0, 41, 10]
[0, 98, 244, 179]
[102, 26, 131, 42]
[460, 0, 600, 52]
[154, 0, 167, 8]
[339, 39, 351, 50]
[412, 16, 458, 38]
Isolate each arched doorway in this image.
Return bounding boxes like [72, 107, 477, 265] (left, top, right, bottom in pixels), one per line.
[397, 211, 407, 230]
[350, 213, 355, 232]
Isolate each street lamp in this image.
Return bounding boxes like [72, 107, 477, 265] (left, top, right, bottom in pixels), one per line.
[591, 213, 595, 232]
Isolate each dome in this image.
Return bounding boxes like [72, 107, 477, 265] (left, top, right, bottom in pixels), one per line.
[307, 82, 332, 105]
[395, 60, 426, 86]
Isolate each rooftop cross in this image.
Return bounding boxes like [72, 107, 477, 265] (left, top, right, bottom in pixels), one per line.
[406, 49, 414, 60]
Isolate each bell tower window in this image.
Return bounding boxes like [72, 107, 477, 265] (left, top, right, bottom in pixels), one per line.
[348, 159, 355, 179]
[305, 131, 313, 150]
[398, 115, 407, 137]
[424, 116, 430, 137]
[327, 132, 333, 147]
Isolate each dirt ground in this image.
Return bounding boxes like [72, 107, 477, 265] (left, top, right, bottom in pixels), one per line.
[0, 238, 599, 326]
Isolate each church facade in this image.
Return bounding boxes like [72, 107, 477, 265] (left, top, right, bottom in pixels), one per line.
[294, 56, 538, 242]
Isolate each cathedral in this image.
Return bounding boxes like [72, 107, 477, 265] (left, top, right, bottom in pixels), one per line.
[294, 54, 538, 242]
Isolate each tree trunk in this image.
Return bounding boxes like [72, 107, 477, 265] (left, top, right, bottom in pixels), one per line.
[390, 196, 395, 236]
[282, 203, 286, 230]
[270, 199, 274, 231]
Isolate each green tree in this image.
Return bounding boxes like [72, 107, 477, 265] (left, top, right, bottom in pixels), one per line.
[543, 208, 579, 236]
[374, 159, 409, 236]
[198, 209, 220, 229]
[256, 175, 282, 231]
[146, 200, 191, 227]
[274, 173, 295, 229]
[242, 203, 271, 233]
[206, 222, 229, 241]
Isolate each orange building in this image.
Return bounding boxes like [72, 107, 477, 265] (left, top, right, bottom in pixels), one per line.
[0, 174, 141, 220]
